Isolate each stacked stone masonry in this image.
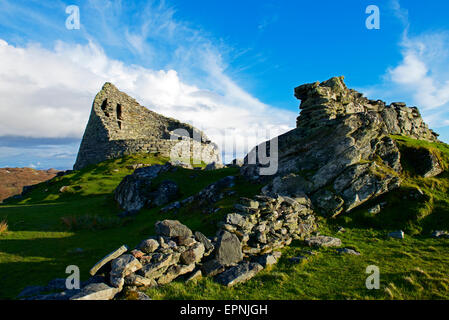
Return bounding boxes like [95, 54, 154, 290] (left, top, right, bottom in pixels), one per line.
[74, 83, 221, 170]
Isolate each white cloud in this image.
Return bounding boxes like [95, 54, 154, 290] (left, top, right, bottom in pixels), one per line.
[0, 0, 297, 166]
[0, 38, 295, 163]
[359, 1, 449, 136]
[388, 32, 449, 111]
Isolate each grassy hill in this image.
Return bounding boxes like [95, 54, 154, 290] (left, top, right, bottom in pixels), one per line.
[1, 137, 449, 300]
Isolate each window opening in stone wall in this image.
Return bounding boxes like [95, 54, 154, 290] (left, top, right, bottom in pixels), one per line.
[117, 103, 123, 129]
[100, 99, 109, 117]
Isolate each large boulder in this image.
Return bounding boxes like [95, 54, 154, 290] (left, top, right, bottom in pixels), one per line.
[150, 180, 179, 207]
[109, 254, 143, 289]
[89, 245, 128, 276]
[304, 236, 342, 248]
[194, 231, 215, 255]
[180, 242, 205, 265]
[241, 76, 438, 216]
[70, 283, 119, 300]
[114, 164, 172, 212]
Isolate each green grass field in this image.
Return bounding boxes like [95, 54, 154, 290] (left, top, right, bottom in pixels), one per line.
[1, 137, 449, 300]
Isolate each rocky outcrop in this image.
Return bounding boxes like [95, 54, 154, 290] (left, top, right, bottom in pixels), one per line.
[74, 83, 221, 170]
[114, 163, 176, 212]
[242, 76, 439, 216]
[23, 192, 318, 300]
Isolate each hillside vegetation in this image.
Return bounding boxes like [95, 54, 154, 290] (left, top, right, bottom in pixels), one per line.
[1, 137, 449, 300]
[0, 168, 59, 202]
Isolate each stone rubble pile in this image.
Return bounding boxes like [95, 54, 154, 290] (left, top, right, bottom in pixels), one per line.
[22, 194, 318, 300]
[241, 76, 442, 217]
[160, 176, 236, 214]
[219, 195, 317, 256]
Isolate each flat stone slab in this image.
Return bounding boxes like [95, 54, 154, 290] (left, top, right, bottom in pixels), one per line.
[89, 245, 128, 276]
[201, 259, 225, 277]
[155, 220, 193, 239]
[70, 283, 119, 300]
[304, 236, 342, 248]
[216, 262, 263, 287]
[388, 230, 405, 239]
[336, 248, 361, 255]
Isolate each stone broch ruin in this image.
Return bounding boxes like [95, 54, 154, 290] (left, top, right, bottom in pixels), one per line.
[74, 83, 221, 170]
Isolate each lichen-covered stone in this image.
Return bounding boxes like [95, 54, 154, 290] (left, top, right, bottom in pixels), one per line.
[305, 236, 342, 248]
[216, 262, 263, 287]
[215, 231, 243, 267]
[89, 245, 128, 276]
[242, 76, 438, 215]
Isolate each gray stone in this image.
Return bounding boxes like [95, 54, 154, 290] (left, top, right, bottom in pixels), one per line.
[215, 231, 243, 266]
[205, 162, 224, 170]
[241, 76, 437, 216]
[124, 274, 157, 287]
[138, 253, 180, 279]
[89, 245, 128, 276]
[180, 242, 205, 265]
[336, 248, 361, 255]
[155, 220, 193, 240]
[114, 164, 172, 212]
[201, 259, 226, 277]
[304, 236, 342, 248]
[257, 254, 278, 267]
[70, 283, 119, 300]
[150, 180, 179, 207]
[137, 292, 152, 300]
[400, 146, 443, 178]
[109, 254, 143, 288]
[388, 230, 405, 239]
[138, 238, 159, 254]
[157, 264, 195, 285]
[216, 262, 263, 287]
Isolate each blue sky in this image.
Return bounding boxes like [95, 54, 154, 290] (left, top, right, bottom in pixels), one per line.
[1, 0, 449, 169]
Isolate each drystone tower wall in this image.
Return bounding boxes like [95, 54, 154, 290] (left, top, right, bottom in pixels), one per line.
[74, 83, 221, 170]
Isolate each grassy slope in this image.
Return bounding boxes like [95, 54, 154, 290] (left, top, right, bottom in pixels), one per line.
[1, 137, 449, 300]
[0, 154, 259, 299]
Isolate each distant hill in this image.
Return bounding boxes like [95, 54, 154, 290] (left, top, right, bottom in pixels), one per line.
[0, 167, 59, 202]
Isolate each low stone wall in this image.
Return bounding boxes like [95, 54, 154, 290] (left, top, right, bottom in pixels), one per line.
[23, 194, 316, 300]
